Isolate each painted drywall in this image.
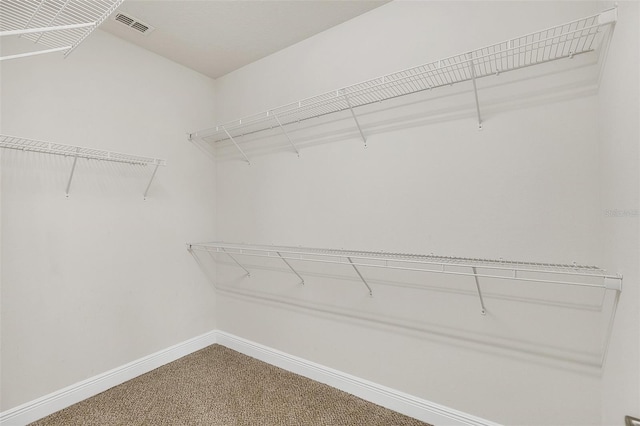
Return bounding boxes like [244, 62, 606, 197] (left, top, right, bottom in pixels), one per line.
[207, 1, 634, 425]
[598, 1, 640, 424]
[0, 30, 217, 410]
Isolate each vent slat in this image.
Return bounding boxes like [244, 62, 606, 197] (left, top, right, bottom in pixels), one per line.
[131, 22, 148, 32]
[112, 11, 154, 35]
[115, 13, 133, 25]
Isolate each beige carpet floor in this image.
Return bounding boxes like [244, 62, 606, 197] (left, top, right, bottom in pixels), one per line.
[30, 345, 431, 425]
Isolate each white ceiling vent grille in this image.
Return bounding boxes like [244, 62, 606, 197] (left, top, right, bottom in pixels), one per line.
[113, 12, 155, 35]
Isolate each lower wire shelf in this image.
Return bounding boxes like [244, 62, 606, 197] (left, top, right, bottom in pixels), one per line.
[187, 241, 622, 300]
[188, 241, 622, 367]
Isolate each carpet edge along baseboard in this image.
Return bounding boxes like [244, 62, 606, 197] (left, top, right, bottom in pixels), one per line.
[0, 330, 500, 426]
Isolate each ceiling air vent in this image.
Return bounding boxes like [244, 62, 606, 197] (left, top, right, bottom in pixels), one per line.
[113, 12, 154, 35]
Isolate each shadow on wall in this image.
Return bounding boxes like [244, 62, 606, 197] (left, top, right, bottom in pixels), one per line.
[188, 248, 619, 374]
[197, 51, 603, 164]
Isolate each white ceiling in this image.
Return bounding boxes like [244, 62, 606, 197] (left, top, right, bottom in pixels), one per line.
[100, 0, 389, 79]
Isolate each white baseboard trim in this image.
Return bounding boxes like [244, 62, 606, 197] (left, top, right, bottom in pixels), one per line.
[215, 331, 501, 426]
[0, 330, 217, 426]
[1, 329, 499, 426]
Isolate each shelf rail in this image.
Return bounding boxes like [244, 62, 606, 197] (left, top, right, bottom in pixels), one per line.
[0, 0, 124, 61]
[187, 241, 623, 313]
[0, 134, 166, 199]
[189, 8, 617, 162]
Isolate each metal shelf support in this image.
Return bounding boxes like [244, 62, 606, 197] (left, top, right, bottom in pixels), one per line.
[273, 114, 300, 157]
[143, 163, 160, 200]
[601, 288, 621, 366]
[222, 248, 251, 277]
[347, 256, 373, 296]
[472, 266, 487, 315]
[467, 53, 483, 129]
[65, 147, 79, 198]
[222, 126, 251, 165]
[344, 93, 367, 147]
[277, 251, 304, 284]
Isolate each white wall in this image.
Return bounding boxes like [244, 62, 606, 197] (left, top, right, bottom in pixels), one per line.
[2, 2, 636, 425]
[598, 1, 640, 423]
[210, 1, 630, 425]
[0, 30, 218, 410]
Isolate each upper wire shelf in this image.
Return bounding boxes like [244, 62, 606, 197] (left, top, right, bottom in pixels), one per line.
[189, 8, 617, 163]
[0, 134, 166, 198]
[0, 0, 125, 61]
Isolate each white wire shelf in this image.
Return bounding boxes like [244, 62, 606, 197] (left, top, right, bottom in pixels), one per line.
[189, 241, 622, 366]
[189, 8, 617, 163]
[187, 241, 623, 304]
[0, 134, 166, 198]
[191, 241, 622, 367]
[0, 0, 124, 61]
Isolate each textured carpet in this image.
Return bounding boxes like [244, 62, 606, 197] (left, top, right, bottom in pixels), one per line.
[30, 345, 431, 425]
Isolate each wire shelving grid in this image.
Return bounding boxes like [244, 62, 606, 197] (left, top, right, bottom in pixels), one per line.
[189, 241, 622, 367]
[188, 241, 622, 299]
[0, 0, 125, 61]
[0, 134, 166, 198]
[189, 8, 617, 163]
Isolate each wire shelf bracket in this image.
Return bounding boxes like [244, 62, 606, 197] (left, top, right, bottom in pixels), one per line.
[272, 114, 300, 157]
[222, 126, 250, 165]
[347, 256, 373, 296]
[189, 8, 617, 160]
[0, 134, 167, 199]
[466, 53, 483, 129]
[472, 266, 487, 315]
[277, 251, 304, 285]
[343, 92, 367, 147]
[222, 247, 251, 277]
[143, 163, 160, 201]
[0, 0, 124, 61]
[65, 147, 80, 197]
